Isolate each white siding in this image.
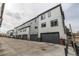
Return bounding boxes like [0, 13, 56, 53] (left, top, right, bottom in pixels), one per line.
[14, 4, 66, 40]
[16, 18, 39, 35]
[38, 6, 66, 39]
[15, 22, 30, 35]
[30, 18, 39, 35]
[18, 27, 30, 35]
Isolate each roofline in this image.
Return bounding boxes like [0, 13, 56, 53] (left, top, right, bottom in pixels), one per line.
[15, 4, 62, 29]
[18, 26, 30, 30]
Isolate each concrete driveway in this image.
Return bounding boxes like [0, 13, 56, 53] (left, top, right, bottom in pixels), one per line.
[0, 37, 75, 56]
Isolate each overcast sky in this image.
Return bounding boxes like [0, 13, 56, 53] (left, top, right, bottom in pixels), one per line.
[0, 3, 79, 33]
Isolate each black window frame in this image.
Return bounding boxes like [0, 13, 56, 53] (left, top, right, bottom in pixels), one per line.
[20, 30, 22, 32]
[41, 22, 46, 28]
[35, 26, 38, 29]
[41, 14, 45, 20]
[50, 19, 58, 27]
[48, 11, 51, 17]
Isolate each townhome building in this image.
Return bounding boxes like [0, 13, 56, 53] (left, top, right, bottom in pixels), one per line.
[7, 30, 15, 38]
[7, 4, 67, 44]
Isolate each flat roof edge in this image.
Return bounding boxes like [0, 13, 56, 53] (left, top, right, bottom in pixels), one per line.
[15, 4, 61, 29]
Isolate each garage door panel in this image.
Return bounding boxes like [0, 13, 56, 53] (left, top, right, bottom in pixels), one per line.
[41, 32, 59, 44]
[30, 34, 38, 41]
[22, 35, 27, 40]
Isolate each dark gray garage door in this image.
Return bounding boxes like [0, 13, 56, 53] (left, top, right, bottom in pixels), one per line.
[22, 35, 27, 40]
[41, 32, 59, 44]
[30, 34, 38, 41]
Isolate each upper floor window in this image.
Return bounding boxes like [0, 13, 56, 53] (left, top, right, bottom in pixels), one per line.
[35, 18, 37, 23]
[35, 19, 36, 22]
[48, 11, 51, 17]
[41, 14, 45, 20]
[20, 30, 22, 32]
[35, 26, 38, 29]
[50, 19, 58, 27]
[41, 22, 46, 27]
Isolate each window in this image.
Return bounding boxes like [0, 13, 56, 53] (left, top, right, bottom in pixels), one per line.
[41, 14, 45, 20]
[35, 26, 38, 29]
[48, 11, 51, 17]
[35, 19, 37, 22]
[41, 22, 46, 27]
[51, 19, 58, 27]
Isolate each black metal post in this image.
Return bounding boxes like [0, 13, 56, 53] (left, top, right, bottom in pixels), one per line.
[64, 39, 68, 56]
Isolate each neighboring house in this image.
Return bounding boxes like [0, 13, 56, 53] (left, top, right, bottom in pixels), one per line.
[7, 4, 67, 44]
[0, 3, 5, 27]
[7, 30, 15, 38]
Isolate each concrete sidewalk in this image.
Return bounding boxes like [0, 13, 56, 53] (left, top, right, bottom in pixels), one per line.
[0, 37, 75, 56]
